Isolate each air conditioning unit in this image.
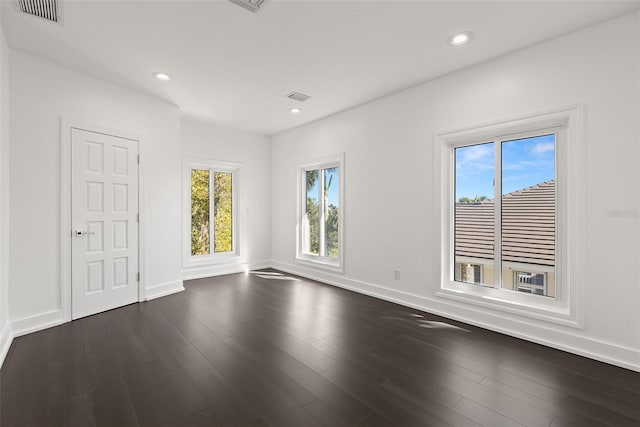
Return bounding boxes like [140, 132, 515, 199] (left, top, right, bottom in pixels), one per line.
[516, 271, 545, 295]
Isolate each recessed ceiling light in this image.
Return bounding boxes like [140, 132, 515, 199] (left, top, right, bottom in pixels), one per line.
[449, 31, 474, 46]
[290, 108, 301, 114]
[153, 72, 171, 81]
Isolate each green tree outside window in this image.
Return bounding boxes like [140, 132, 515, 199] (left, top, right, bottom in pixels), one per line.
[191, 168, 234, 256]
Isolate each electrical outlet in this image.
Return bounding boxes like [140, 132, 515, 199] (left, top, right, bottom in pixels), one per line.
[394, 269, 401, 280]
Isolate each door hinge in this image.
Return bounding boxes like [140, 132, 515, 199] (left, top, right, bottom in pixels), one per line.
[136, 272, 140, 282]
[136, 213, 139, 222]
[137, 154, 140, 164]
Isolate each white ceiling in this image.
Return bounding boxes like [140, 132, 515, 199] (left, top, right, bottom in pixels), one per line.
[2, 0, 638, 135]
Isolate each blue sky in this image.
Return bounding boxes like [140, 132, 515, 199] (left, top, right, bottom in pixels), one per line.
[306, 168, 339, 207]
[455, 134, 555, 200]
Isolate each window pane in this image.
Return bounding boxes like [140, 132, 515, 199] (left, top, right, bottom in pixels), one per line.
[323, 167, 339, 258]
[213, 172, 233, 253]
[454, 143, 495, 286]
[191, 169, 210, 256]
[458, 263, 482, 284]
[514, 271, 546, 295]
[501, 134, 555, 297]
[303, 170, 319, 255]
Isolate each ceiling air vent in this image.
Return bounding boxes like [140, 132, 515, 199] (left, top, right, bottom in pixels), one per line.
[287, 92, 312, 102]
[228, 0, 265, 13]
[15, 0, 62, 24]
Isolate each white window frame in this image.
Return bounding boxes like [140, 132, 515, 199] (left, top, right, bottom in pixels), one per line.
[183, 157, 240, 268]
[296, 152, 344, 273]
[434, 106, 586, 328]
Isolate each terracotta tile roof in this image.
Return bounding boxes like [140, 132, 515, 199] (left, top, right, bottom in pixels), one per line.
[455, 180, 555, 267]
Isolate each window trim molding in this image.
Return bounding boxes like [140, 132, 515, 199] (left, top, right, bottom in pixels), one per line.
[433, 105, 586, 328]
[182, 157, 241, 269]
[296, 152, 345, 273]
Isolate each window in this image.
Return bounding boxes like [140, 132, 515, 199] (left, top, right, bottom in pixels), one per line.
[515, 271, 546, 296]
[184, 159, 238, 266]
[297, 154, 344, 271]
[455, 263, 483, 284]
[435, 106, 586, 327]
[453, 133, 556, 297]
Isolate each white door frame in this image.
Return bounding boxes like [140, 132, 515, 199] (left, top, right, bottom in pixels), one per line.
[60, 119, 146, 322]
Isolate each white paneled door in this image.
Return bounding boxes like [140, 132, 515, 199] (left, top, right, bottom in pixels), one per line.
[71, 129, 139, 320]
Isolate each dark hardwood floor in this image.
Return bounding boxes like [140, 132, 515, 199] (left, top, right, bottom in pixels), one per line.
[1, 270, 639, 427]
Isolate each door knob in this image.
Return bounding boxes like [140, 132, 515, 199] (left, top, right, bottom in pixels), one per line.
[74, 230, 95, 237]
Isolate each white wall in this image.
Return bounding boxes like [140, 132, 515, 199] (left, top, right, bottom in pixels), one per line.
[8, 51, 183, 333]
[0, 3, 11, 366]
[271, 12, 640, 370]
[1, 8, 637, 373]
[180, 118, 271, 279]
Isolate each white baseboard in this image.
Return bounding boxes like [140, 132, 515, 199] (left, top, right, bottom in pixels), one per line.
[0, 323, 13, 369]
[4, 262, 637, 373]
[181, 260, 272, 282]
[145, 280, 185, 301]
[270, 260, 640, 372]
[11, 309, 65, 338]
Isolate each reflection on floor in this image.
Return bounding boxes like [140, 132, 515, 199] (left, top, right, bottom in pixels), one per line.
[1, 269, 638, 426]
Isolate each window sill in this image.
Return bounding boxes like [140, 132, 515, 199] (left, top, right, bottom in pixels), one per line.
[436, 281, 581, 329]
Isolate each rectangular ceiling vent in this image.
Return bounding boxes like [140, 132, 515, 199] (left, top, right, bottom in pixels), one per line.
[228, 0, 265, 13]
[287, 92, 312, 102]
[15, 0, 62, 24]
